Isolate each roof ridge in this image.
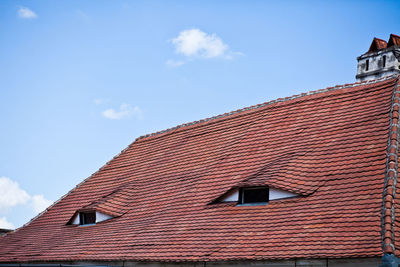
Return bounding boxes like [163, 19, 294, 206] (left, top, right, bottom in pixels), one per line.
[135, 74, 400, 142]
[381, 75, 400, 254]
[374, 37, 387, 42]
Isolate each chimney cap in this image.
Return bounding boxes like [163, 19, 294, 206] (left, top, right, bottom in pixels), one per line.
[367, 37, 388, 53]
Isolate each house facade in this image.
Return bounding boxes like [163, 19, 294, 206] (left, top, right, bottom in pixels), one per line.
[1, 34, 400, 267]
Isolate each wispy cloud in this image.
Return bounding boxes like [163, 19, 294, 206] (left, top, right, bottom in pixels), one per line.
[172, 29, 229, 58]
[102, 103, 142, 120]
[17, 7, 38, 19]
[75, 9, 91, 24]
[167, 28, 241, 67]
[0, 177, 53, 229]
[0, 217, 14, 229]
[166, 59, 185, 68]
[93, 98, 109, 105]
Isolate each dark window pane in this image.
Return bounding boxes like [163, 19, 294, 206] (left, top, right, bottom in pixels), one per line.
[80, 212, 96, 225]
[242, 188, 268, 203]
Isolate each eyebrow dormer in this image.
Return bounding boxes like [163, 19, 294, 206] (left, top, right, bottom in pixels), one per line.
[68, 210, 113, 226]
[67, 184, 135, 226]
[218, 186, 298, 205]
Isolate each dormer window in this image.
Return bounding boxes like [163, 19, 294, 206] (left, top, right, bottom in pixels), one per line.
[68, 210, 113, 226]
[365, 59, 369, 71]
[79, 211, 96, 225]
[239, 187, 269, 204]
[67, 186, 135, 226]
[218, 186, 298, 205]
[383, 55, 386, 67]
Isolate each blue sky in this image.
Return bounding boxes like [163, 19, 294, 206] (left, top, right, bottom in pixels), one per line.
[0, 0, 399, 229]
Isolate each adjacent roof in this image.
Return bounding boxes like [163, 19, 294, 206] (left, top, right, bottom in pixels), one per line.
[368, 37, 388, 52]
[366, 34, 400, 53]
[388, 34, 400, 47]
[0, 229, 11, 237]
[1, 75, 400, 263]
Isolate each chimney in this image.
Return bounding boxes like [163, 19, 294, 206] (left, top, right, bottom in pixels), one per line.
[356, 34, 400, 82]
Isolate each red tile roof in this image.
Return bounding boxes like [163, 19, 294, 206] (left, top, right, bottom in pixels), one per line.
[368, 37, 388, 52]
[1, 75, 400, 263]
[67, 184, 136, 222]
[388, 34, 400, 47]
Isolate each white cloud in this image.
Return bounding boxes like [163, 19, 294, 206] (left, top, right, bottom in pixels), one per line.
[94, 98, 103, 105]
[17, 7, 38, 19]
[0, 217, 15, 230]
[93, 98, 109, 105]
[0, 177, 30, 210]
[171, 29, 233, 59]
[31, 195, 53, 214]
[0, 177, 53, 228]
[166, 59, 185, 68]
[102, 103, 142, 120]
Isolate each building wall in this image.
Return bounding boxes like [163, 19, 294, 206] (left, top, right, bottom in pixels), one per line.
[356, 48, 400, 82]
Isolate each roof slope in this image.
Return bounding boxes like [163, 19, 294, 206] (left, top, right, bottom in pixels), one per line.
[368, 37, 388, 52]
[1, 76, 400, 263]
[388, 34, 400, 47]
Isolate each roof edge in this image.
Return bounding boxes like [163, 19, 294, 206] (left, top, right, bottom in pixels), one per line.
[368, 37, 388, 53]
[8, 137, 133, 235]
[382, 75, 400, 254]
[136, 74, 400, 142]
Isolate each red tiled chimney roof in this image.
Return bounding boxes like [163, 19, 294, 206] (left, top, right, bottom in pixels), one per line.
[368, 37, 388, 52]
[388, 34, 400, 47]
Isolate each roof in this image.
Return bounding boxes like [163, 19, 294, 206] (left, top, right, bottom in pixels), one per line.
[1, 75, 400, 263]
[0, 229, 11, 237]
[368, 37, 388, 52]
[388, 34, 400, 47]
[365, 34, 400, 53]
